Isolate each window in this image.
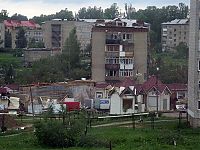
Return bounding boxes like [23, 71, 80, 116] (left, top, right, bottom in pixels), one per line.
[199, 80, 200, 90]
[126, 34, 132, 40]
[198, 60, 200, 71]
[96, 92, 103, 98]
[123, 99, 133, 111]
[174, 34, 176, 37]
[174, 29, 176, 32]
[198, 101, 200, 110]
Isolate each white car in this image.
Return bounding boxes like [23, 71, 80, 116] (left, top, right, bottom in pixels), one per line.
[176, 104, 186, 111]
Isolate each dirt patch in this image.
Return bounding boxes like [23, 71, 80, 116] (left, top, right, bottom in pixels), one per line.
[0, 115, 21, 129]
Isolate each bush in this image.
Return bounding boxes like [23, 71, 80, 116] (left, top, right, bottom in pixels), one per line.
[34, 121, 67, 147]
[34, 118, 87, 148]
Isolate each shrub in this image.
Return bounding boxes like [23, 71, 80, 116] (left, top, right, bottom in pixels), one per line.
[34, 117, 87, 148]
[34, 121, 68, 147]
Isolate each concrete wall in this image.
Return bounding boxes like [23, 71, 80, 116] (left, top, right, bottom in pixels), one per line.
[110, 92, 121, 114]
[42, 20, 92, 51]
[24, 48, 61, 65]
[188, 0, 200, 127]
[91, 31, 106, 82]
[134, 32, 148, 83]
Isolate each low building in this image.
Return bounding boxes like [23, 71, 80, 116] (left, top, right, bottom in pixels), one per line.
[161, 19, 189, 52]
[168, 83, 187, 110]
[3, 20, 42, 49]
[24, 48, 61, 66]
[141, 76, 171, 112]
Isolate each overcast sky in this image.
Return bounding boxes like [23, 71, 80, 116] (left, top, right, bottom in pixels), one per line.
[0, 0, 189, 18]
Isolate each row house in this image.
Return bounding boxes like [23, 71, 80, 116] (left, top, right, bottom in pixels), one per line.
[94, 76, 187, 115]
[3, 20, 43, 49]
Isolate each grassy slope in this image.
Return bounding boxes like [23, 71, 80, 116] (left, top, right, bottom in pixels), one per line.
[0, 53, 22, 68]
[0, 123, 200, 150]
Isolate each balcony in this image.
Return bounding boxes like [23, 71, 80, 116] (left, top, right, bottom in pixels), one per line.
[105, 64, 120, 70]
[105, 51, 119, 57]
[105, 76, 120, 81]
[106, 39, 121, 44]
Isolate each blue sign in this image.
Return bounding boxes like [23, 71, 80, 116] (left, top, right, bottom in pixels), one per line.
[100, 99, 109, 104]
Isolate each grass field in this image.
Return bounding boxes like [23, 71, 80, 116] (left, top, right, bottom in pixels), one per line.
[0, 120, 200, 150]
[0, 52, 22, 68]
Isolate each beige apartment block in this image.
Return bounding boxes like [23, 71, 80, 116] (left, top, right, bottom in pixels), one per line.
[161, 19, 189, 52]
[188, 0, 200, 127]
[42, 19, 93, 54]
[91, 18, 148, 83]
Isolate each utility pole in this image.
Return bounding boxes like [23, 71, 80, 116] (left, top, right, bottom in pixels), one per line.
[30, 86, 34, 119]
[156, 67, 159, 118]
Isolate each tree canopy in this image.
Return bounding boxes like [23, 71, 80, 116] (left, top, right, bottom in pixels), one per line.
[15, 27, 27, 48]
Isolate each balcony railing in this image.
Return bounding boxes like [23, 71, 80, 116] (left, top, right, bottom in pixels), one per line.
[105, 64, 120, 70]
[106, 39, 121, 44]
[105, 76, 120, 81]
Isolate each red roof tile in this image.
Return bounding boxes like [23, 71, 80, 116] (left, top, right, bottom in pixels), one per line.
[167, 83, 187, 91]
[4, 20, 40, 29]
[95, 82, 111, 88]
[0, 87, 8, 94]
[142, 75, 170, 93]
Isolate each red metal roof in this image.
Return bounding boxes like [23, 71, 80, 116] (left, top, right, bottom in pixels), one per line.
[142, 75, 170, 93]
[0, 87, 8, 94]
[4, 20, 40, 29]
[167, 83, 187, 91]
[95, 82, 111, 88]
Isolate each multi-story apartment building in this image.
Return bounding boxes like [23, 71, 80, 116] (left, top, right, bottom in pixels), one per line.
[91, 18, 148, 83]
[42, 19, 93, 54]
[188, 0, 200, 127]
[25, 28, 43, 43]
[0, 23, 5, 48]
[161, 19, 189, 52]
[3, 20, 42, 49]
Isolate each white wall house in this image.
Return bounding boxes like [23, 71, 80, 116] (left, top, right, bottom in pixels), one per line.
[109, 87, 136, 115]
[146, 87, 171, 112]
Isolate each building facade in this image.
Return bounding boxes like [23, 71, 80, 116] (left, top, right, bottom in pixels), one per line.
[24, 48, 61, 66]
[91, 18, 148, 83]
[3, 20, 42, 49]
[161, 19, 189, 52]
[42, 19, 93, 54]
[188, 0, 200, 127]
[0, 23, 5, 48]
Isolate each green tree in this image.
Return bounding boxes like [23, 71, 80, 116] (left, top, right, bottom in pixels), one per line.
[32, 8, 74, 24]
[11, 13, 28, 21]
[174, 42, 188, 59]
[0, 9, 8, 22]
[104, 3, 119, 19]
[63, 28, 80, 69]
[15, 27, 27, 48]
[5, 31, 12, 48]
[5, 64, 15, 84]
[78, 6, 103, 19]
